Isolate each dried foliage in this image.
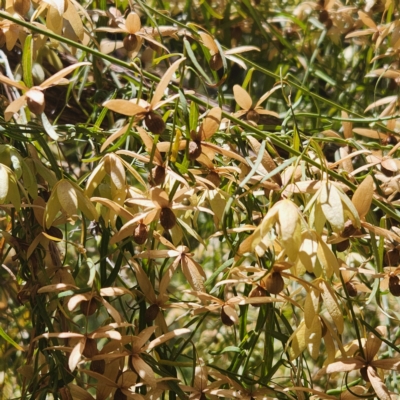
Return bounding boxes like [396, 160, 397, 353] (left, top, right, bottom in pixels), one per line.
[2, 0, 400, 399]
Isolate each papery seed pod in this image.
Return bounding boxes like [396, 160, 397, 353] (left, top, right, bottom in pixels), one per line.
[149, 165, 166, 186]
[90, 359, 105, 374]
[220, 306, 235, 326]
[246, 110, 260, 124]
[83, 338, 98, 358]
[249, 285, 267, 307]
[210, 53, 223, 71]
[263, 271, 284, 295]
[123, 34, 138, 52]
[144, 112, 165, 134]
[145, 304, 160, 323]
[188, 140, 202, 160]
[336, 239, 350, 252]
[26, 89, 45, 115]
[205, 171, 221, 188]
[345, 281, 357, 297]
[133, 223, 148, 245]
[80, 299, 99, 316]
[160, 207, 176, 230]
[114, 388, 127, 400]
[389, 275, 400, 296]
[199, 394, 207, 400]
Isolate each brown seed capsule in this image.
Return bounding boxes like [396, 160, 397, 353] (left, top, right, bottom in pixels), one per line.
[46, 226, 63, 240]
[49, 240, 62, 269]
[345, 281, 357, 297]
[205, 171, 221, 188]
[26, 89, 45, 115]
[149, 165, 166, 186]
[341, 222, 358, 238]
[384, 249, 400, 266]
[114, 388, 127, 400]
[13, 0, 31, 16]
[318, 9, 329, 23]
[325, 18, 333, 30]
[210, 53, 223, 71]
[263, 271, 284, 295]
[230, 26, 242, 42]
[336, 239, 350, 252]
[0, 29, 5, 48]
[220, 306, 235, 326]
[123, 34, 138, 52]
[389, 275, 400, 296]
[160, 207, 176, 230]
[145, 304, 160, 323]
[80, 299, 99, 316]
[144, 112, 165, 134]
[188, 140, 202, 160]
[82, 338, 98, 358]
[133, 223, 148, 245]
[249, 285, 267, 307]
[90, 359, 105, 375]
[360, 366, 375, 382]
[320, 317, 328, 337]
[246, 110, 260, 124]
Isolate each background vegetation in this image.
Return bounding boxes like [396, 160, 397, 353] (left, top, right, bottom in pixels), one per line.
[1, 0, 400, 399]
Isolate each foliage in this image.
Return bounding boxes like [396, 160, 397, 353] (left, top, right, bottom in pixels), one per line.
[1, 0, 400, 399]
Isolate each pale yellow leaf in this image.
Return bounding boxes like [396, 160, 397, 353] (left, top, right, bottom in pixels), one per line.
[103, 99, 146, 116]
[130, 355, 156, 387]
[317, 238, 340, 278]
[199, 31, 218, 54]
[367, 366, 392, 400]
[287, 321, 307, 360]
[125, 12, 141, 34]
[4, 95, 27, 122]
[320, 280, 344, 334]
[68, 340, 84, 372]
[45, 188, 62, 228]
[151, 57, 186, 107]
[41, 62, 90, 89]
[320, 183, 344, 233]
[352, 175, 373, 219]
[278, 200, 301, 262]
[304, 288, 320, 328]
[233, 84, 252, 110]
[147, 328, 190, 351]
[306, 315, 322, 360]
[199, 107, 221, 141]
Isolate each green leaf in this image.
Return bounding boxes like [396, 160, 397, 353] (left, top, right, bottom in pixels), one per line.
[209, 346, 242, 355]
[22, 34, 33, 88]
[0, 325, 24, 351]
